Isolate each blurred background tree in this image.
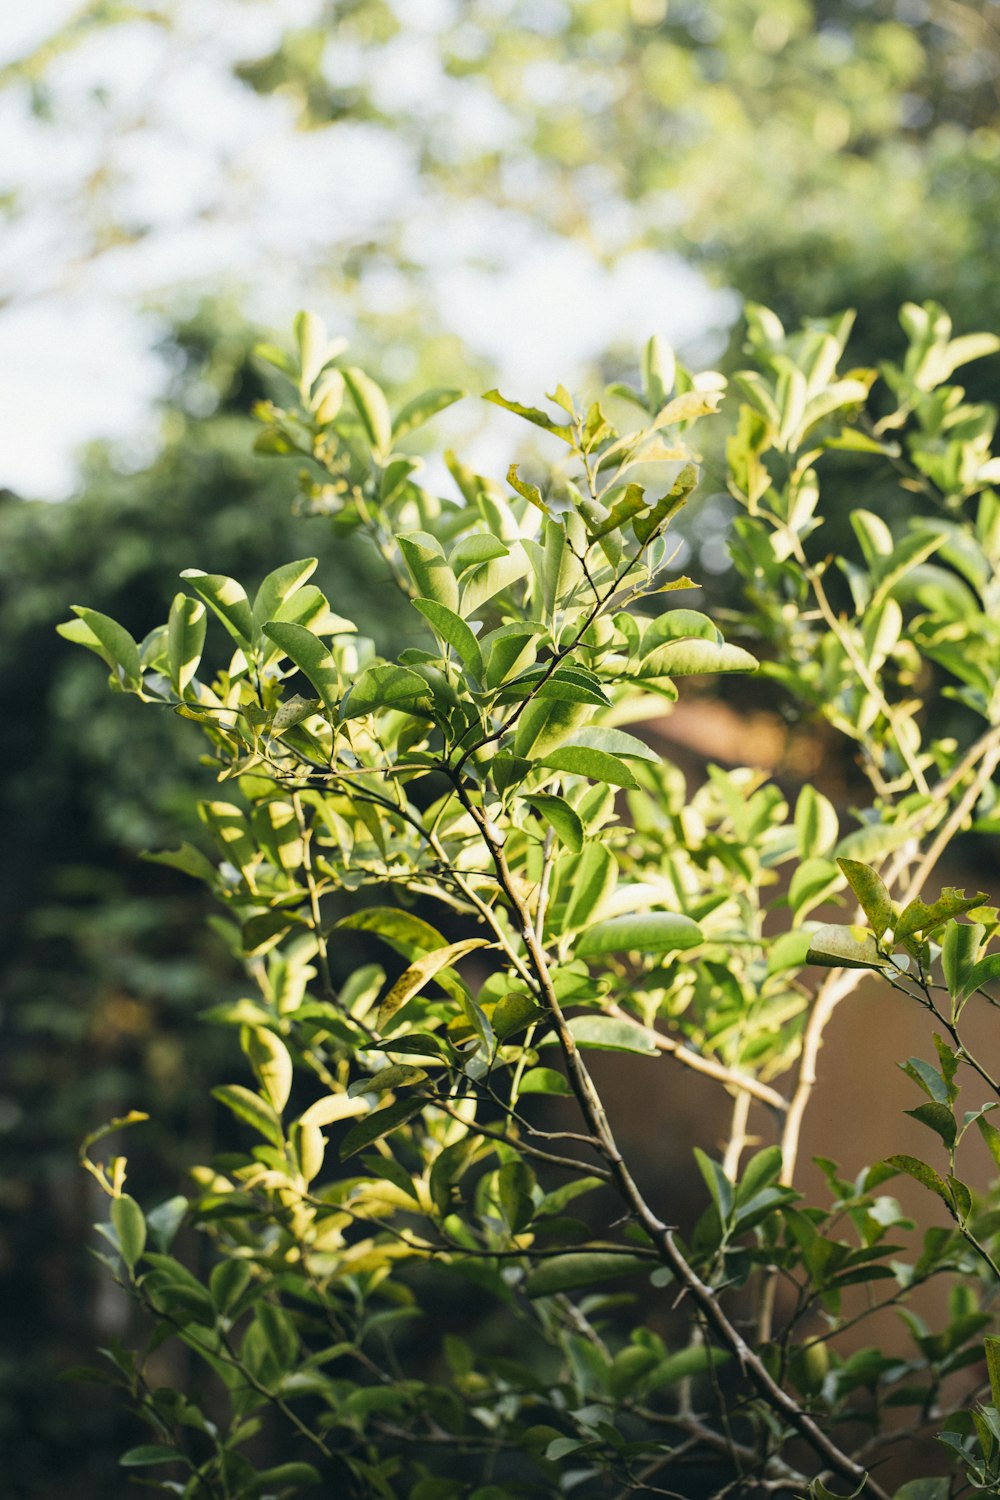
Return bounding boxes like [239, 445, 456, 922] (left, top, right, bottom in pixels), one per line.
[2, 1, 1000, 1494]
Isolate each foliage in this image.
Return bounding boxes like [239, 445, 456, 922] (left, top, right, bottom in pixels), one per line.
[0, 310, 412, 1497]
[63, 301, 1000, 1498]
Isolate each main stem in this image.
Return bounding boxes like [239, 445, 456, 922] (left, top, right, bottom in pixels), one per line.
[451, 774, 890, 1499]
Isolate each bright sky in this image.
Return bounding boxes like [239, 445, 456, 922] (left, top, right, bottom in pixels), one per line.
[0, 1, 736, 497]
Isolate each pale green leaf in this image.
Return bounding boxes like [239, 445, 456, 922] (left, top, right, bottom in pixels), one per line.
[167, 594, 206, 696]
[377, 938, 489, 1029]
[179, 571, 256, 653]
[343, 366, 393, 455]
[577, 911, 702, 956]
[538, 746, 639, 789]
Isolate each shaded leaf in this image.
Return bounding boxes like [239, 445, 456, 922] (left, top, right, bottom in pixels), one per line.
[340, 1099, 424, 1159]
[525, 1252, 652, 1298]
[561, 1015, 658, 1055]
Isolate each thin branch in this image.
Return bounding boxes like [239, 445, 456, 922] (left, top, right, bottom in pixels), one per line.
[603, 1003, 788, 1113]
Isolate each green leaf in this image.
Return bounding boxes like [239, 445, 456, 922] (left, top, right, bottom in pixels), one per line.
[57, 607, 142, 689]
[298, 1092, 368, 1128]
[483, 389, 574, 444]
[461, 546, 532, 616]
[563, 845, 617, 930]
[167, 594, 206, 696]
[513, 697, 593, 759]
[179, 571, 256, 653]
[585, 482, 649, 540]
[636, 638, 758, 676]
[263, 621, 340, 712]
[338, 907, 447, 959]
[806, 1480, 868, 1500]
[891, 1481, 949, 1500]
[499, 1159, 536, 1234]
[648, 1345, 730, 1389]
[895, 888, 989, 943]
[806, 924, 888, 969]
[343, 366, 393, 455]
[985, 1336, 1000, 1410]
[519, 1067, 573, 1097]
[111, 1194, 146, 1273]
[340, 1098, 424, 1159]
[294, 309, 339, 391]
[880, 1155, 955, 1213]
[766, 929, 813, 975]
[795, 786, 839, 860]
[211, 1085, 283, 1148]
[837, 858, 893, 938]
[522, 793, 584, 852]
[412, 597, 483, 680]
[643, 334, 675, 411]
[563, 726, 660, 762]
[398, 531, 460, 610]
[145, 1196, 187, 1253]
[941, 922, 984, 1000]
[141, 843, 216, 883]
[450, 533, 511, 574]
[249, 1464, 323, 1493]
[959, 952, 1000, 999]
[977, 1114, 1000, 1170]
[735, 1147, 784, 1206]
[253, 558, 318, 629]
[340, 663, 433, 720]
[561, 1015, 658, 1054]
[120, 1446, 180, 1467]
[506, 463, 549, 515]
[538, 746, 639, 789]
[694, 1148, 734, 1223]
[392, 387, 464, 440]
[242, 1028, 293, 1113]
[377, 938, 489, 1029]
[904, 1102, 956, 1150]
[492, 992, 545, 1040]
[789, 858, 843, 921]
[576, 912, 702, 957]
[632, 463, 698, 543]
[525, 1252, 652, 1298]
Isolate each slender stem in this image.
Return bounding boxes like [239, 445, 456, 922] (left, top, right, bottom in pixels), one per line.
[898, 742, 1000, 907]
[722, 1089, 753, 1181]
[603, 1003, 787, 1113]
[292, 791, 333, 997]
[784, 528, 929, 796]
[779, 968, 862, 1186]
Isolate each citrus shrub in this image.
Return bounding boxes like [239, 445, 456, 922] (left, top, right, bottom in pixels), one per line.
[65, 304, 1000, 1498]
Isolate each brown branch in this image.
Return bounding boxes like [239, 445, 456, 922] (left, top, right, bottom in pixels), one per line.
[450, 772, 890, 1499]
